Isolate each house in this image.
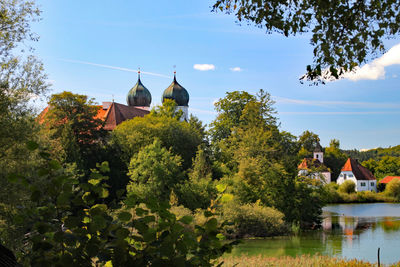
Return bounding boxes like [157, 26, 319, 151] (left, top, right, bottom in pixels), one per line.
[336, 158, 377, 192]
[379, 176, 400, 190]
[379, 176, 400, 184]
[298, 144, 331, 184]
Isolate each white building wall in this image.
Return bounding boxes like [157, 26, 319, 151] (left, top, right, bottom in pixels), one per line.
[322, 172, 331, 184]
[314, 152, 324, 163]
[298, 169, 330, 184]
[337, 171, 377, 192]
[337, 171, 358, 187]
[176, 106, 188, 121]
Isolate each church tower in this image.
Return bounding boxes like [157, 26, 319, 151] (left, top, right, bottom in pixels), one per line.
[127, 70, 152, 110]
[162, 71, 189, 120]
[313, 142, 324, 163]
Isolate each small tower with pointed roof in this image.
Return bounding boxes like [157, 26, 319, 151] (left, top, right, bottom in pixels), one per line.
[313, 142, 324, 163]
[162, 71, 189, 121]
[127, 70, 152, 110]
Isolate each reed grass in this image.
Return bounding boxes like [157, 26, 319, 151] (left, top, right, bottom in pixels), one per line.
[220, 254, 400, 267]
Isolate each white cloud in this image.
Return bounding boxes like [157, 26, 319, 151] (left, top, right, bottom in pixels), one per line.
[230, 67, 242, 72]
[193, 64, 215, 71]
[344, 43, 400, 81]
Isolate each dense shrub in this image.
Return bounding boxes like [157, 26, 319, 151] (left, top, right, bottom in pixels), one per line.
[322, 183, 342, 203]
[385, 178, 400, 199]
[338, 180, 356, 194]
[11, 143, 237, 266]
[324, 190, 396, 203]
[222, 201, 286, 238]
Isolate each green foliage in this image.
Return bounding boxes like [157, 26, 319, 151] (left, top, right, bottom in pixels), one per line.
[112, 110, 203, 170]
[338, 180, 356, 194]
[210, 90, 322, 228]
[298, 131, 320, 156]
[362, 156, 400, 179]
[176, 148, 217, 210]
[288, 176, 325, 228]
[0, 0, 49, 253]
[324, 139, 347, 181]
[222, 201, 286, 238]
[11, 143, 238, 266]
[213, 0, 400, 83]
[42, 91, 106, 170]
[321, 183, 341, 203]
[322, 182, 397, 204]
[150, 98, 182, 119]
[127, 139, 183, 201]
[344, 145, 400, 163]
[210, 90, 276, 144]
[385, 178, 400, 199]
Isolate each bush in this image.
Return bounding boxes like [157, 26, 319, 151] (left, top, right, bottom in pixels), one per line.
[12, 143, 238, 266]
[385, 178, 400, 199]
[222, 201, 286, 238]
[338, 180, 356, 194]
[322, 183, 341, 203]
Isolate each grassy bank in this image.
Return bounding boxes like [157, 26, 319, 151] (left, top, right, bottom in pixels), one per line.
[323, 183, 398, 204]
[220, 254, 400, 267]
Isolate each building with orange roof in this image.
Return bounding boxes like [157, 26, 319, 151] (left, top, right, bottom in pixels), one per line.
[379, 176, 400, 184]
[40, 70, 190, 130]
[336, 158, 377, 192]
[298, 143, 331, 184]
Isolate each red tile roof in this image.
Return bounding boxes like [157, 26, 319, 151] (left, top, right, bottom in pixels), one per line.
[298, 158, 329, 171]
[39, 102, 149, 131]
[379, 176, 400, 184]
[102, 102, 149, 130]
[341, 158, 376, 181]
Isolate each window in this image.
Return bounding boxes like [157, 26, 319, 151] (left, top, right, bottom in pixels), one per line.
[340, 174, 343, 177]
[349, 174, 354, 177]
[343, 174, 347, 179]
[371, 182, 375, 186]
[361, 182, 366, 186]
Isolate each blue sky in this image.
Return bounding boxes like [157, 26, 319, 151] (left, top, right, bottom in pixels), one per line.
[32, 0, 400, 150]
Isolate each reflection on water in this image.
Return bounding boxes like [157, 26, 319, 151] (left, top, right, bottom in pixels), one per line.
[230, 203, 400, 264]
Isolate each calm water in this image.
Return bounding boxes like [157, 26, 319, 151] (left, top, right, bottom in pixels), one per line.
[230, 203, 400, 264]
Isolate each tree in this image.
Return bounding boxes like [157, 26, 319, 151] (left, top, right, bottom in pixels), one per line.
[385, 178, 400, 199]
[12, 144, 237, 266]
[127, 140, 183, 201]
[41, 91, 106, 170]
[210, 89, 277, 144]
[112, 109, 203, 170]
[324, 139, 347, 182]
[212, 0, 400, 82]
[298, 131, 320, 156]
[176, 148, 217, 210]
[0, 0, 47, 156]
[0, 0, 48, 252]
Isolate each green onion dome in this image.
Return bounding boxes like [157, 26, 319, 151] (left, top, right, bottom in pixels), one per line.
[127, 72, 152, 107]
[162, 73, 189, 106]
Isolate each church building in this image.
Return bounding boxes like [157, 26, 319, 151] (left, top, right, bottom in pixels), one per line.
[99, 70, 190, 130]
[298, 143, 332, 184]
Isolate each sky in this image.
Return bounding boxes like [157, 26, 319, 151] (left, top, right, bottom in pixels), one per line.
[31, 0, 400, 150]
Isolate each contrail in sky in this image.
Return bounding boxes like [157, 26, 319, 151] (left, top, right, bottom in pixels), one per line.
[59, 58, 172, 79]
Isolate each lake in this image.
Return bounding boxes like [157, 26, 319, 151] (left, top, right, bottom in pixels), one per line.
[229, 203, 400, 264]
